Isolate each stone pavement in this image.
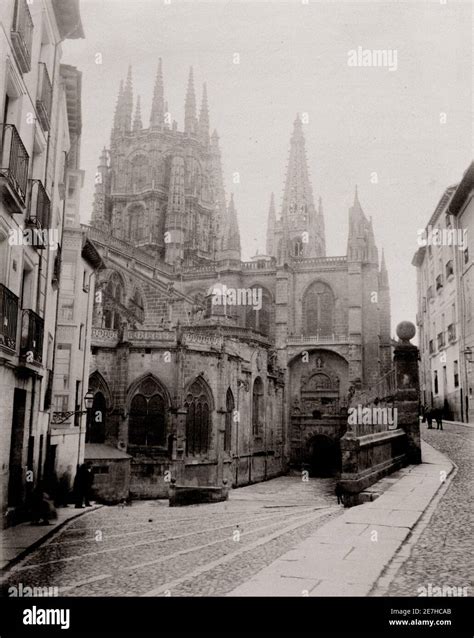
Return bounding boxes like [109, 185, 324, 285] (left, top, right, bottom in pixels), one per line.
[1, 504, 101, 571]
[442, 419, 474, 428]
[228, 441, 454, 596]
[383, 421, 473, 596]
[0, 477, 342, 596]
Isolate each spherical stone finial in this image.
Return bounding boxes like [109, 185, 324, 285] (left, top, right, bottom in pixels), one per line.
[396, 321, 416, 343]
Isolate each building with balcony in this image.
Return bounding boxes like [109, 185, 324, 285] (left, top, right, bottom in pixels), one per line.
[0, 0, 84, 525]
[413, 162, 474, 422]
[48, 64, 104, 499]
[450, 162, 474, 422]
[84, 64, 392, 502]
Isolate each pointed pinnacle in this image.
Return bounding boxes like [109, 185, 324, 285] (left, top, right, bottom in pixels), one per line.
[199, 82, 209, 138]
[150, 58, 164, 127]
[354, 185, 359, 205]
[184, 66, 197, 132]
[133, 95, 142, 131]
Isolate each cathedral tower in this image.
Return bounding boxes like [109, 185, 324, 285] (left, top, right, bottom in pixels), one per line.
[269, 115, 326, 261]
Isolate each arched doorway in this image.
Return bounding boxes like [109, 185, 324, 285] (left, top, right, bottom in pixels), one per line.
[307, 435, 341, 477]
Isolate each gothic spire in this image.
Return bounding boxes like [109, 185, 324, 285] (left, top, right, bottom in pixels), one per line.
[122, 65, 133, 132]
[266, 192, 276, 256]
[198, 82, 210, 143]
[317, 196, 326, 256]
[112, 80, 123, 131]
[281, 114, 316, 223]
[380, 248, 389, 288]
[184, 66, 197, 134]
[110, 79, 124, 150]
[133, 95, 142, 131]
[210, 129, 227, 245]
[150, 58, 164, 128]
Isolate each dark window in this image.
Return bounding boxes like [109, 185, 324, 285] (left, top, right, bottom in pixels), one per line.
[129, 389, 166, 447]
[303, 281, 334, 336]
[293, 238, 304, 257]
[252, 377, 264, 436]
[184, 379, 212, 456]
[92, 465, 109, 475]
[434, 370, 438, 395]
[224, 388, 234, 453]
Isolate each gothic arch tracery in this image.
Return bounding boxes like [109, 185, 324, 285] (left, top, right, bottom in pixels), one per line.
[302, 280, 335, 336]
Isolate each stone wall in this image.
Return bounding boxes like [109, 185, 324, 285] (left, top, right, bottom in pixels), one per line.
[339, 322, 421, 506]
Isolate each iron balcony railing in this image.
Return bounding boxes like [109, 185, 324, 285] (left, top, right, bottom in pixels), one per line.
[20, 309, 44, 364]
[0, 123, 29, 206]
[0, 283, 19, 351]
[27, 179, 51, 241]
[11, 0, 33, 74]
[36, 63, 53, 131]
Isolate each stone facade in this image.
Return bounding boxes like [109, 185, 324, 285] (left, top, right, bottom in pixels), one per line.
[413, 162, 474, 423]
[84, 63, 392, 501]
[0, 0, 84, 525]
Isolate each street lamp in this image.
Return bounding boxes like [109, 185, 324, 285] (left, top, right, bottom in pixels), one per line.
[51, 390, 95, 425]
[84, 390, 94, 410]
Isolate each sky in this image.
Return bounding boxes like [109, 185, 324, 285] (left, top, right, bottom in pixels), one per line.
[62, 0, 473, 336]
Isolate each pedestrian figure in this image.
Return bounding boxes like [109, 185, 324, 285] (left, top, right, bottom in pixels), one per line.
[74, 462, 94, 508]
[433, 407, 443, 430]
[425, 407, 433, 429]
[335, 483, 344, 505]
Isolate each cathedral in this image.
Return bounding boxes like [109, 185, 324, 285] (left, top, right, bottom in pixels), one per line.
[84, 61, 391, 502]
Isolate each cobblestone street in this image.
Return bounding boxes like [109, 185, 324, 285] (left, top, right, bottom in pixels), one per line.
[2, 476, 342, 597]
[387, 422, 473, 596]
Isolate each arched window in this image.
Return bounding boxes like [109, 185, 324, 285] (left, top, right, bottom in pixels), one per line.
[246, 287, 272, 336]
[224, 388, 234, 453]
[303, 281, 335, 336]
[293, 238, 304, 257]
[103, 273, 124, 329]
[252, 377, 264, 436]
[131, 155, 148, 192]
[128, 377, 167, 447]
[184, 378, 212, 456]
[86, 392, 106, 443]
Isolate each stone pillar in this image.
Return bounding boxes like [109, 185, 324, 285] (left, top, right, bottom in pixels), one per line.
[174, 407, 187, 484]
[394, 321, 422, 464]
